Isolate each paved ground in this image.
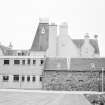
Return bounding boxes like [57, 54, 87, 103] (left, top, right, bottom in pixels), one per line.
[0, 89, 92, 105]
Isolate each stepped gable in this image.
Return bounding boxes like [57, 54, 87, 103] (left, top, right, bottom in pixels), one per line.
[44, 57, 68, 70]
[30, 19, 49, 51]
[72, 39, 100, 54]
[70, 58, 105, 71]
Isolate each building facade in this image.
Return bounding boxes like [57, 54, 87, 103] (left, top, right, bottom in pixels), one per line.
[0, 18, 104, 91]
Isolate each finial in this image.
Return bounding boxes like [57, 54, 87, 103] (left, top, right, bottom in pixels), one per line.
[94, 34, 98, 39]
[84, 33, 89, 38]
[9, 42, 13, 49]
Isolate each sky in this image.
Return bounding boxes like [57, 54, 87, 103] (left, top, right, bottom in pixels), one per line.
[0, 0, 105, 56]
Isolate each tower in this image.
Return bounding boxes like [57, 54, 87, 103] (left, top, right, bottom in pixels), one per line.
[30, 18, 49, 51]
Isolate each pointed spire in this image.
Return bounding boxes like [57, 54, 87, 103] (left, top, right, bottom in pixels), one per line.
[8, 42, 13, 49]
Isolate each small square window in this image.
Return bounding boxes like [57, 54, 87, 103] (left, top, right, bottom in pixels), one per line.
[14, 60, 20, 64]
[40, 76, 43, 82]
[33, 60, 36, 64]
[27, 59, 30, 65]
[40, 60, 44, 65]
[3, 76, 9, 81]
[32, 76, 36, 82]
[22, 60, 25, 65]
[21, 76, 25, 82]
[4, 60, 9, 65]
[27, 76, 30, 82]
[13, 75, 19, 82]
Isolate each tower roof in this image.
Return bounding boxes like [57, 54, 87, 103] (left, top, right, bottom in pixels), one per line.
[30, 21, 49, 51]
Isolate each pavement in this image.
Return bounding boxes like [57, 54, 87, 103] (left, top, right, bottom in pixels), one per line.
[0, 89, 92, 105]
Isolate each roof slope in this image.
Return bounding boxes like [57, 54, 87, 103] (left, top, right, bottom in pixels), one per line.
[72, 39, 99, 54]
[30, 22, 49, 51]
[44, 57, 68, 70]
[70, 58, 105, 71]
[0, 45, 10, 55]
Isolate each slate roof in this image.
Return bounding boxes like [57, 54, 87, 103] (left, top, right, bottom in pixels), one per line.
[0, 44, 29, 56]
[70, 58, 105, 71]
[44, 57, 105, 71]
[44, 57, 68, 70]
[30, 22, 49, 51]
[0, 45, 10, 55]
[72, 39, 99, 54]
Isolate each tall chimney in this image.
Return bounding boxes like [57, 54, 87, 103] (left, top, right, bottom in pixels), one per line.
[46, 23, 57, 57]
[59, 22, 68, 36]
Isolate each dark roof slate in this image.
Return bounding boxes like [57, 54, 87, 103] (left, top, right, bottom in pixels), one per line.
[44, 57, 68, 70]
[30, 23, 49, 51]
[70, 58, 105, 71]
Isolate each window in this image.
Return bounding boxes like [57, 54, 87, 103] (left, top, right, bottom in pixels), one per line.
[18, 52, 21, 56]
[4, 60, 9, 65]
[21, 76, 25, 82]
[40, 76, 43, 82]
[13, 75, 19, 82]
[32, 76, 36, 82]
[33, 60, 36, 64]
[79, 80, 84, 82]
[27, 76, 30, 82]
[40, 60, 44, 65]
[3, 76, 9, 81]
[27, 59, 30, 65]
[22, 52, 25, 56]
[22, 60, 25, 65]
[14, 60, 20, 64]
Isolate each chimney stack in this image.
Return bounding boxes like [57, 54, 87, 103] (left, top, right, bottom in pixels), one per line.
[59, 22, 68, 36]
[94, 34, 98, 39]
[46, 23, 57, 57]
[39, 18, 49, 23]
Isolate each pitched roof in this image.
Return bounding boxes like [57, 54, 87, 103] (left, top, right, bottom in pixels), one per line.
[72, 39, 99, 54]
[30, 22, 49, 51]
[44, 57, 68, 70]
[70, 58, 105, 71]
[0, 45, 10, 55]
[44, 57, 105, 71]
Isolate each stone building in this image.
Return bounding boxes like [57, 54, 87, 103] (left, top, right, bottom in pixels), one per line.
[0, 18, 104, 91]
[43, 58, 105, 91]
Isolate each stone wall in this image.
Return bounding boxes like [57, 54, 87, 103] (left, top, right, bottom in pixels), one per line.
[42, 71, 105, 91]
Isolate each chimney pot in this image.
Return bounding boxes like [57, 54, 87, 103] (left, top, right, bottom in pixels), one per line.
[94, 34, 98, 39]
[39, 18, 49, 23]
[84, 33, 89, 38]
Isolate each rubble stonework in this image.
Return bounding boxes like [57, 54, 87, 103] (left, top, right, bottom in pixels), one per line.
[42, 71, 105, 91]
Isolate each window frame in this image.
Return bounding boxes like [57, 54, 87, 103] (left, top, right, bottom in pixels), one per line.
[13, 75, 19, 82]
[14, 60, 20, 65]
[2, 75, 9, 82]
[4, 59, 10, 65]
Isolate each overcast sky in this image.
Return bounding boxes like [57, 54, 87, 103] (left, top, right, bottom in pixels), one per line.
[0, 0, 105, 56]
